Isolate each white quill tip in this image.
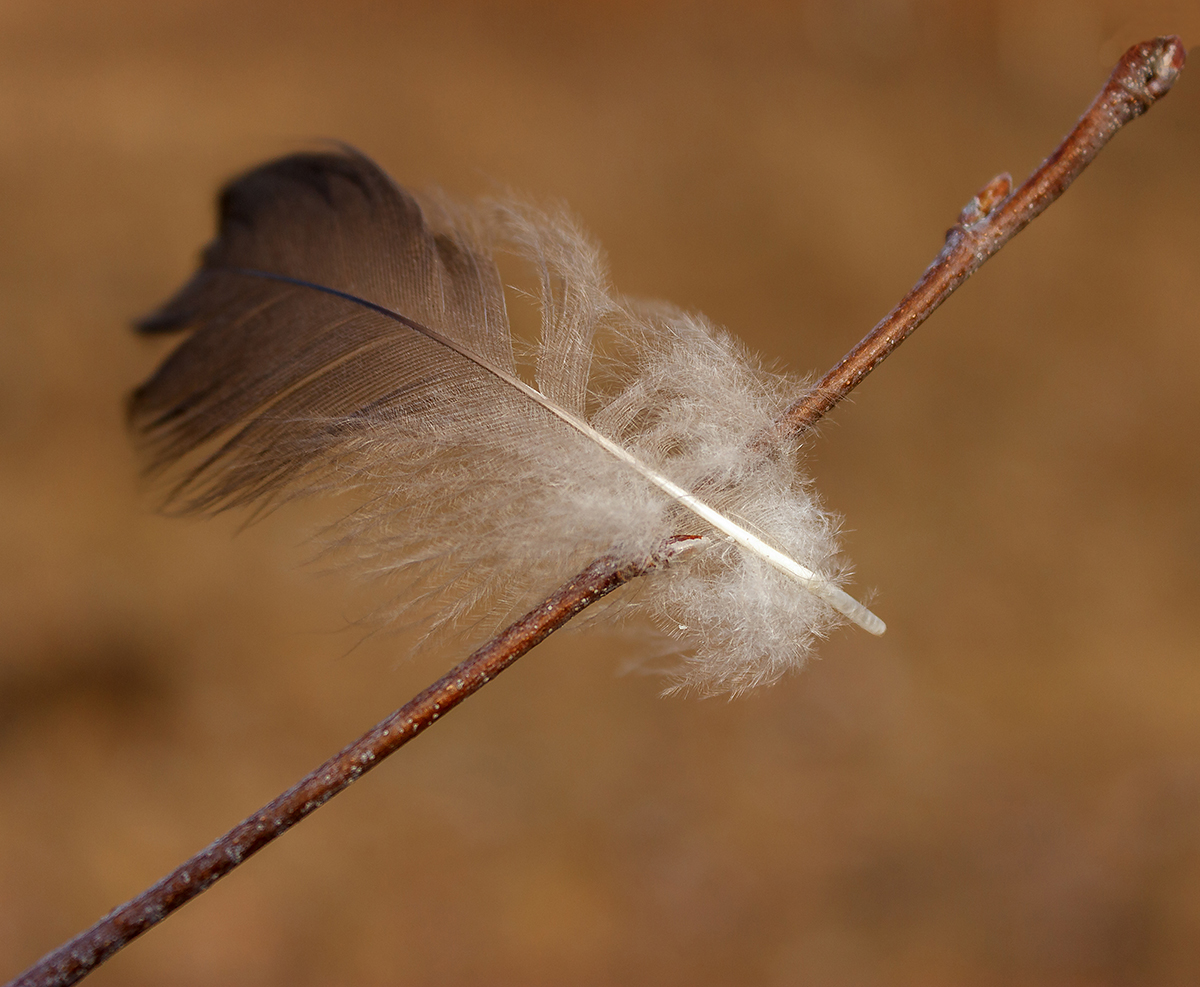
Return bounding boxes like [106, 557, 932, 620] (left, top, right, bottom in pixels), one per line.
[812, 582, 886, 636]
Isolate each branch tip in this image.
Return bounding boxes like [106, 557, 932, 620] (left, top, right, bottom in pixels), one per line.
[776, 35, 1186, 437]
[1115, 36, 1186, 105]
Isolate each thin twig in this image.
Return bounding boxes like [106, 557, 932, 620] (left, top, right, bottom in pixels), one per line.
[7, 548, 692, 987]
[6, 35, 1184, 987]
[778, 35, 1186, 437]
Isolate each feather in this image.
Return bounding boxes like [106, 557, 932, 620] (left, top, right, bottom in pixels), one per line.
[131, 148, 882, 695]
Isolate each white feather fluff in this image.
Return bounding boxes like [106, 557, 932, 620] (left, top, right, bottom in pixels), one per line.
[131, 149, 881, 695]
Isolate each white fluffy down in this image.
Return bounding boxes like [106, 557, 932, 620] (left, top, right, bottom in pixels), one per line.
[330, 200, 855, 696]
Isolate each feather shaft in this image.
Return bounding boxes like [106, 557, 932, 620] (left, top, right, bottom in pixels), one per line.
[231, 266, 884, 635]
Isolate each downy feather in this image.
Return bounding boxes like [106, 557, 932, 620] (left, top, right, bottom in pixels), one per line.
[131, 149, 882, 695]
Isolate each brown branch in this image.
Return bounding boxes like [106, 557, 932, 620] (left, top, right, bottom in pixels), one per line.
[6, 547, 691, 987]
[778, 35, 1186, 437]
[4, 36, 1185, 987]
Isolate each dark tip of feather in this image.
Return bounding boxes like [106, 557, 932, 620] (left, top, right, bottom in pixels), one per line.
[123, 386, 145, 430]
[134, 271, 214, 334]
[134, 309, 187, 333]
[219, 151, 385, 233]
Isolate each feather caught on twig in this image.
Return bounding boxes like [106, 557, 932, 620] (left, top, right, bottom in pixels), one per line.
[130, 148, 882, 694]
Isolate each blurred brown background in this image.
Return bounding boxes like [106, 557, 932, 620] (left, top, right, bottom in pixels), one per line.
[2, 2, 1198, 984]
